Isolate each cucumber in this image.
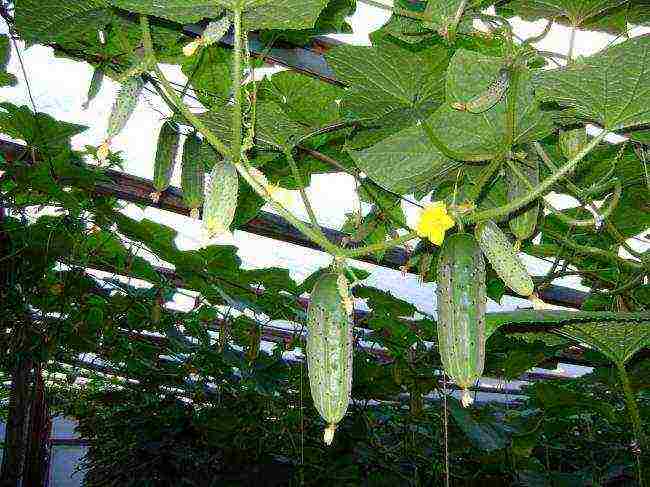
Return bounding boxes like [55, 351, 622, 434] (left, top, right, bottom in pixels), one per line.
[436, 233, 486, 407]
[181, 133, 205, 219]
[453, 67, 510, 114]
[475, 221, 534, 297]
[559, 127, 588, 160]
[106, 76, 144, 140]
[151, 121, 180, 203]
[507, 154, 540, 242]
[306, 272, 353, 445]
[202, 159, 239, 237]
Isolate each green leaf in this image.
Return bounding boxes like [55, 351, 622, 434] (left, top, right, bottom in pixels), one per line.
[348, 123, 461, 195]
[486, 309, 650, 338]
[258, 71, 343, 129]
[325, 39, 449, 122]
[535, 35, 650, 131]
[111, 0, 223, 23]
[256, 101, 311, 149]
[181, 46, 234, 106]
[243, 0, 330, 31]
[0, 103, 87, 158]
[448, 398, 508, 451]
[555, 321, 650, 365]
[437, 49, 554, 159]
[497, 0, 627, 27]
[15, 0, 113, 44]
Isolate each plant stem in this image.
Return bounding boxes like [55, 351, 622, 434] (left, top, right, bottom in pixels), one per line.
[342, 231, 418, 259]
[615, 361, 646, 486]
[463, 131, 606, 224]
[231, 8, 243, 165]
[284, 150, 322, 231]
[504, 66, 520, 149]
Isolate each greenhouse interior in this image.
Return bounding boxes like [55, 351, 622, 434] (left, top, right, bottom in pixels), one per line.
[0, 0, 649, 485]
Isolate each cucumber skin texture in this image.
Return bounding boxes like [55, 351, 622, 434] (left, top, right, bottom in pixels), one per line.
[436, 234, 486, 400]
[153, 121, 180, 193]
[454, 67, 510, 114]
[181, 133, 205, 214]
[475, 221, 534, 297]
[559, 127, 588, 160]
[307, 273, 353, 437]
[106, 76, 144, 139]
[202, 160, 239, 237]
[508, 156, 540, 241]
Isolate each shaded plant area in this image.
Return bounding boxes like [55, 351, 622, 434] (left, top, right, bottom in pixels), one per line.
[52, 359, 649, 486]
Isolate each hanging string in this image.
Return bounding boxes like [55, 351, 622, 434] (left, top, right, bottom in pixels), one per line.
[442, 373, 450, 487]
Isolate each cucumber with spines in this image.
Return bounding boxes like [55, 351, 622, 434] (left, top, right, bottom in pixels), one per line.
[306, 272, 353, 445]
[151, 121, 181, 203]
[181, 133, 205, 219]
[453, 67, 510, 114]
[106, 76, 144, 140]
[475, 220, 534, 297]
[202, 159, 239, 237]
[436, 233, 486, 407]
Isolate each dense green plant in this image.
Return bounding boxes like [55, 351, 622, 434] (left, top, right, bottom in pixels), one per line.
[1, 0, 649, 485]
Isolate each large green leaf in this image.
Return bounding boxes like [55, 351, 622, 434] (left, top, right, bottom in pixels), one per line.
[111, 0, 223, 23]
[15, 0, 113, 44]
[555, 321, 650, 364]
[449, 398, 508, 451]
[485, 310, 650, 338]
[0, 103, 87, 158]
[243, 0, 330, 31]
[348, 123, 462, 194]
[258, 71, 343, 129]
[181, 45, 234, 106]
[535, 35, 650, 131]
[498, 0, 627, 27]
[325, 39, 449, 122]
[435, 49, 554, 159]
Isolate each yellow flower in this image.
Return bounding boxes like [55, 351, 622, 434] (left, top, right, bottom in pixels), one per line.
[183, 39, 202, 57]
[415, 201, 455, 245]
[96, 141, 110, 162]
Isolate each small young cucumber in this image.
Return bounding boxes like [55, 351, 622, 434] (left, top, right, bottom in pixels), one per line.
[151, 121, 181, 203]
[507, 155, 540, 242]
[436, 233, 486, 407]
[559, 127, 588, 160]
[202, 159, 239, 238]
[306, 272, 353, 445]
[474, 221, 534, 297]
[453, 67, 510, 114]
[181, 133, 205, 219]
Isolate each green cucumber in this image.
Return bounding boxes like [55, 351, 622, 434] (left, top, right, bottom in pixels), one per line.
[306, 272, 353, 445]
[475, 221, 534, 297]
[436, 233, 486, 407]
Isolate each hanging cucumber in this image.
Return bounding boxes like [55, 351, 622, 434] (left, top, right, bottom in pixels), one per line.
[97, 76, 144, 161]
[559, 127, 588, 160]
[202, 159, 239, 237]
[181, 133, 205, 219]
[475, 221, 534, 297]
[452, 67, 510, 114]
[306, 271, 353, 445]
[436, 233, 486, 407]
[507, 154, 540, 242]
[82, 66, 104, 109]
[151, 121, 181, 203]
